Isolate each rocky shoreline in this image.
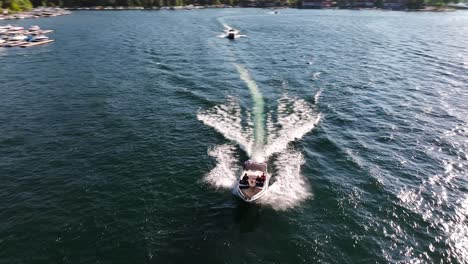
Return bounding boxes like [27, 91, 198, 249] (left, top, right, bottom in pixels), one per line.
[0, 4, 459, 21]
[0, 7, 71, 21]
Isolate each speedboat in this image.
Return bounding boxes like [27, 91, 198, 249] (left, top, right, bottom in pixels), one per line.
[9, 34, 27, 41]
[10, 26, 24, 31]
[0, 24, 12, 30]
[226, 29, 239, 40]
[31, 35, 49, 42]
[29, 25, 40, 31]
[235, 160, 270, 202]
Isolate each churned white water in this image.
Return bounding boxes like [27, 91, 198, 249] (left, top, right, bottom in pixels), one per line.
[198, 68, 322, 210]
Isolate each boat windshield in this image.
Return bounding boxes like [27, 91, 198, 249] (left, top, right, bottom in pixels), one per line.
[244, 162, 267, 172]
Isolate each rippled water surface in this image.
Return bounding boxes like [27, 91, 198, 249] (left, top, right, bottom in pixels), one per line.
[1, 9, 468, 263]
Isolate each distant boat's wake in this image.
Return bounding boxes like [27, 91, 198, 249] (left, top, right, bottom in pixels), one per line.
[197, 73, 322, 210]
[217, 21, 247, 39]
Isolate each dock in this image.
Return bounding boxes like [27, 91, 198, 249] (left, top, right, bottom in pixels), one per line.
[0, 25, 55, 48]
[20, 39, 55, 48]
[37, 30, 54, 34]
[0, 8, 71, 20]
[1, 41, 27, 47]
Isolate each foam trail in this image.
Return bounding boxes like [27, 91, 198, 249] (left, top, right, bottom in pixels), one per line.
[218, 17, 231, 30]
[203, 144, 238, 189]
[259, 148, 311, 210]
[313, 72, 322, 81]
[264, 95, 322, 158]
[201, 20, 322, 209]
[313, 89, 322, 104]
[222, 23, 231, 30]
[234, 63, 266, 162]
[199, 90, 322, 210]
[199, 91, 322, 210]
[217, 22, 232, 38]
[197, 97, 254, 156]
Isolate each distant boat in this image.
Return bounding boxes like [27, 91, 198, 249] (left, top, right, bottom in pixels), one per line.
[10, 26, 24, 31]
[29, 25, 41, 31]
[225, 28, 239, 40]
[0, 24, 12, 29]
[235, 160, 271, 202]
[31, 35, 49, 42]
[9, 34, 27, 41]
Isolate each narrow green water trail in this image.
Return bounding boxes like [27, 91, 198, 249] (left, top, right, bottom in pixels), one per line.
[233, 63, 265, 162]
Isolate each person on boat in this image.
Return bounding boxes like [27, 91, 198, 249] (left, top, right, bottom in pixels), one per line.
[256, 173, 266, 183]
[240, 174, 249, 184]
[255, 174, 266, 187]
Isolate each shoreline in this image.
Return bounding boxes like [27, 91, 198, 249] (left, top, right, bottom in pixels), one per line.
[0, 4, 460, 21]
[62, 5, 459, 12]
[62, 5, 458, 11]
[0, 7, 71, 21]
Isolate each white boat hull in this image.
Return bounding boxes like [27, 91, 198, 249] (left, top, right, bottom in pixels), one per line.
[234, 161, 270, 203]
[234, 178, 270, 202]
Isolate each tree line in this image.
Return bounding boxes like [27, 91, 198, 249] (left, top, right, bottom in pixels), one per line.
[1, 0, 33, 11]
[2, 0, 266, 9]
[1, 0, 466, 12]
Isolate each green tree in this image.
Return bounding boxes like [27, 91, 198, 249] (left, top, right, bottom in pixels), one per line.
[10, 0, 21, 10]
[406, 0, 424, 8]
[3, 0, 33, 11]
[428, 0, 445, 6]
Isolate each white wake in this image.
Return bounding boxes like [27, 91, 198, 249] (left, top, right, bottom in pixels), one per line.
[198, 91, 322, 210]
[259, 148, 312, 210]
[202, 144, 239, 189]
[264, 96, 322, 159]
[201, 25, 320, 209]
[197, 97, 255, 157]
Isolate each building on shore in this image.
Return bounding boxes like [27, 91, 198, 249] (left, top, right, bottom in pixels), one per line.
[383, 0, 407, 9]
[256, 0, 290, 7]
[350, 0, 376, 8]
[301, 0, 334, 8]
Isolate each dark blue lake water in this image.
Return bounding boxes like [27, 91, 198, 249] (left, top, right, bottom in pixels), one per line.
[1, 8, 467, 263]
